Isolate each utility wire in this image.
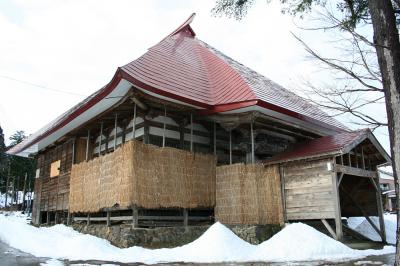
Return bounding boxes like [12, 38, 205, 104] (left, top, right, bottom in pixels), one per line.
[0, 74, 86, 97]
[0, 74, 126, 100]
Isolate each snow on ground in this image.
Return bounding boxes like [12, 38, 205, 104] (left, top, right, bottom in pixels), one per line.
[347, 214, 397, 244]
[0, 212, 395, 264]
[0, 191, 33, 208]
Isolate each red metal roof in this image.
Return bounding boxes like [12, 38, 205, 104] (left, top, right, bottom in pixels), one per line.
[121, 15, 346, 132]
[264, 129, 387, 164]
[9, 14, 348, 156]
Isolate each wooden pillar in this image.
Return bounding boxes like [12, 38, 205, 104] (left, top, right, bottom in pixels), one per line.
[162, 106, 166, 147]
[71, 138, 76, 164]
[179, 121, 185, 149]
[355, 148, 359, 168]
[46, 211, 50, 224]
[98, 122, 103, 156]
[55, 212, 59, 224]
[113, 113, 118, 149]
[132, 103, 137, 139]
[87, 213, 90, 226]
[250, 122, 255, 164]
[132, 207, 138, 228]
[332, 171, 343, 240]
[183, 209, 188, 227]
[85, 129, 90, 161]
[213, 122, 217, 156]
[361, 147, 366, 169]
[67, 212, 71, 225]
[190, 113, 193, 152]
[348, 152, 352, 167]
[106, 211, 111, 227]
[371, 176, 387, 243]
[229, 130, 232, 165]
[144, 119, 149, 144]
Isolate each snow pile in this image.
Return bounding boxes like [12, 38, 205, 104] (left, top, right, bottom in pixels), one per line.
[347, 214, 397, 244]
[0, 212, 395, 264]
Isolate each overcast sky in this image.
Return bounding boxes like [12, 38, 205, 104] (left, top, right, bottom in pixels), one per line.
[0, 0, 389, 151]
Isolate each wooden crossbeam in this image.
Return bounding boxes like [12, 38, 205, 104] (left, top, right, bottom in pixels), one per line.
[340, 187, 385, 242]
[335, 164, 377, 178]
[321, 219, 337, 239]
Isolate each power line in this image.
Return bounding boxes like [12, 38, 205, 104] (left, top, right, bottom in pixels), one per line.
[0, 74, 86, 97]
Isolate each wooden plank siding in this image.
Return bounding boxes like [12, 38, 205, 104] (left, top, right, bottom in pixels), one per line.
[31, 140, 74, 224]
[283, 158, 336, 220]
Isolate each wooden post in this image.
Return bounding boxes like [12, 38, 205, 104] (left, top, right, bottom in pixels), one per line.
[47, 211, 50, 224]
[332, 171, 343, 240]
[71, 138, 76, 164]
[144, 119, 149, 144]
[162, 106, 166, 147]
[179, 121, 185, 149]
[183, 209, 188, 227]
[85, 129, 90, 161]
[229, 130, 232, 165]
[361, 146, 366, 169]
[67, 212, 71, 225]
[87, 213, 90, 226]
[113, 113, 118, 149]
[213, 122, 217, 156]
[355, 148, 359, 168]
[250, 122, 255, 164]
[370, 176, 387, 243]
[106, 211, 111, 227]
[132, 103, 137, 139]
[348, 152, 352, 167]
[132, 207, 138, 228]
[55, 212, 59, 224]
[98, 122, 103, 156]
[190, 114, 193, 152]
[279, 165, 287, 222]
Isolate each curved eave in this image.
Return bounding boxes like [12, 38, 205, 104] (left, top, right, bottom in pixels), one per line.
[7, 70, 129, 156]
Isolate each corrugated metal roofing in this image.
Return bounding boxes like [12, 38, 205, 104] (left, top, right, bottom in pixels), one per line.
[264, 129, 375, 164]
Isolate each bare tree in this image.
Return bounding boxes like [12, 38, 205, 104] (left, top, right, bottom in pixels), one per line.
[213, 0, 400, 263]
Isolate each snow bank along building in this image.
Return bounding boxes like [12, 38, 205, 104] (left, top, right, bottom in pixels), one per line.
[8, 14, 390, 243]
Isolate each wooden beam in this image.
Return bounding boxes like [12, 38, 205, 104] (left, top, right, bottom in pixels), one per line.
[162, 106, 166, 147]
[338, 172, 344, 187]
[98, 122, 103, 156]
[132, 207, 138, 228]
[332, 170, 343, 240]
[335, 164, 377, 178]
[132, 103, 137, 139]
[183, 209, 188, 227]
[340, 187, 384, 241]
[213, 122, 217, 156]
[251, 122, 255, 164]
[106, 211, 111, 227]
[376, 188, 387, 243]
[321, 219, 337, 239]
[113, 113, 118, 149]
[229, 130, 232, 165]
[85, 129, 90, 161]
[190, 113, 193, 152]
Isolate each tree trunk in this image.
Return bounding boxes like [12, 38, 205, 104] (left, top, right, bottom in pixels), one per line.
[368, 0, 400, 264]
